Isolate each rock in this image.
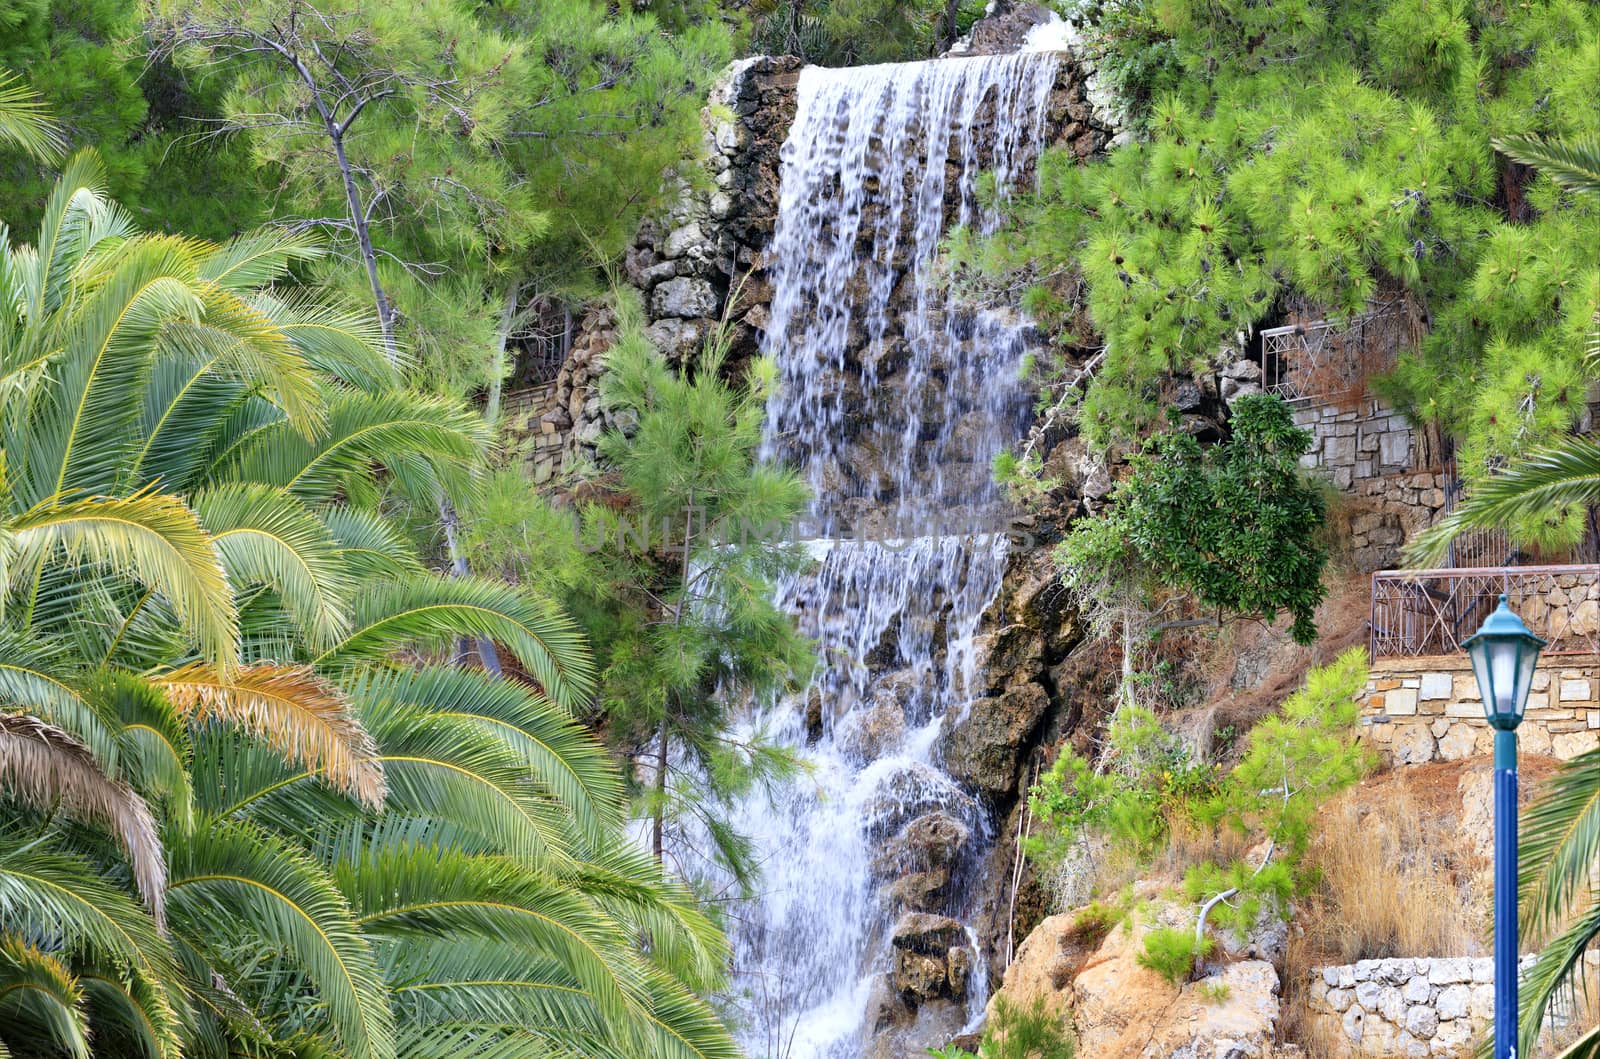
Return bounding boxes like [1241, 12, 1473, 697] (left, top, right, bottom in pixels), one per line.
[886, 870, 952, 911]
[1435, 984, 1470, 1021]
[838, 693, 908, 760]
[650, 277, 717, 319]
[891, 913, 967, 955]
[978, 624, 1047, 692]
[1404, 1004, 1438, 1039]
[895, 949, 949, 999]
[864, 997, 967, 1059]
[644, 317, 707, 360]
[943, 681, 1051, 798]
[948, 0, 1056, 54]
[1392, 723, 1436, 765]
[947, 947, 973, 999]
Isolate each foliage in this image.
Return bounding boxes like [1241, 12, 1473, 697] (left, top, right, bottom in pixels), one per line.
[1513, 744, 1600, 1058]
[144, 0, 728, 396]
[927, 995, 1075, 1059]
[1058, 395, 1327, 646]
[0, 164, 738, 1059]
[962, 0, 1600, 555]
[750, 0, 986, 64]
[466, 293, 814, 889]
[1137, 927, 1213, 984]
[0, 0, 262, 239]
[1025, 703, 1220, 871]
[1025, 652, 1368, 979]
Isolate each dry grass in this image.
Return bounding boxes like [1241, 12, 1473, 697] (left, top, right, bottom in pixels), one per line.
[1307, 797, 1488, 963]
[1157, 808, 1255, 881]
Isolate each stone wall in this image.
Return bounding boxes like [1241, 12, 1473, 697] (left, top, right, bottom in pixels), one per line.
[512, 54, 802, 483]
[1293, 399, 1415, 489]
[1358, 656, 1600, 765]
[1305, 954, 1599, 1058]
[1304, 956, 1517, 1058]
[1295, 399, 1447, 572]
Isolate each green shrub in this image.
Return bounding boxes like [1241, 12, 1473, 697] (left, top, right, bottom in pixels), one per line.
[1137, 927, 1214, 984]
[980, 996, 1076, 1059]
[1068, 898, 1129, 947]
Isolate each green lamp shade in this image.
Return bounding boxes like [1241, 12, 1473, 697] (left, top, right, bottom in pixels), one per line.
[1462, 594, 1546, 730]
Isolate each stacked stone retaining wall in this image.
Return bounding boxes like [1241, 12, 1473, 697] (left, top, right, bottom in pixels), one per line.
[1358, 655, 1600, 765]
[1305, 954, 1598, 1058]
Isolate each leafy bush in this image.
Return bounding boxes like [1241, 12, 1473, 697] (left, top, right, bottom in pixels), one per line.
[1137, 927, 1214, 984]
[1058, 395, 1328, 646]
[1025, 704, 1221, 872]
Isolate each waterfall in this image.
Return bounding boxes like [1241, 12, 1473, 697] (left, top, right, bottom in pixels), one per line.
[729, 53, 1063, 1059]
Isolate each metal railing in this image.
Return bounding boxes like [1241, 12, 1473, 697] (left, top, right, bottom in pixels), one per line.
[1371, 565, 1600, 658]
[1259, 311, 1399, 405]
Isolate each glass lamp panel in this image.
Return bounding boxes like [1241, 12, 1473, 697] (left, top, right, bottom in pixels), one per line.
[1512, 638, 1542, 722]
[1468, 638, 1500, 723]
[1488, 639, 1518, 716]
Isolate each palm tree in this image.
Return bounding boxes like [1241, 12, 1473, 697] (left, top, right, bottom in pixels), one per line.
[0, 156, 738, 1059]
[1412, 134, 1600, 1058]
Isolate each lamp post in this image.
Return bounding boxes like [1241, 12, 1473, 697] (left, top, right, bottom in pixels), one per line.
[1462, 594, 1545, 1059]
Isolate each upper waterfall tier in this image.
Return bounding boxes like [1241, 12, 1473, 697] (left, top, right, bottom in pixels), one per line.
[759, 53, 1062, 540]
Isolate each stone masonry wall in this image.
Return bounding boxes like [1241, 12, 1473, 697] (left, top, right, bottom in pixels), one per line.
[1296, 399, 1446, 572]
[1305, 954, 1599, 1058]
[1358, 655, 1600, 766]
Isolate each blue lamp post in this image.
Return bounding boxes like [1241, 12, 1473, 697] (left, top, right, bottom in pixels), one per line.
[1462, 594, 1545, 1059]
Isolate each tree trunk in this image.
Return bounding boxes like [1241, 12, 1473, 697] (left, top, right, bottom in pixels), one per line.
[485, 285, 518, 427]
[325, 121, 399, 362]
[651, 715, 669, 863]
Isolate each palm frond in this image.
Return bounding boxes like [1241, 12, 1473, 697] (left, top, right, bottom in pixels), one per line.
[154, 663, 383, 810]
[318, 507, 424, 580]
[352, 695, 573, 866]
[333, 825, 640, 1023]
[317, 576, 594, 709]
[0, 836, 183, 1013]
[1408, 439, 1600, 566]
[78, 962, 186, 1059]
[225, 390, 487, 506]
[0, 937, 89, 1059]
[193, 484, 353, 652]
[166, 816, 395, 1059]
[10, 489, 238, 671]
[1521, 747, 1600, 938]
[1496, 135, 1600, 198]
[0, 714, 165, 921]
[1516, 892, 1600, 1058]
[359, 667, 622, 839]
[0, 71, 67, 162]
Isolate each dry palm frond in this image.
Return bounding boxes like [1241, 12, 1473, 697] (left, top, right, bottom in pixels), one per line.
[0, 713, 165, 924]
[154, 663, 384, 808]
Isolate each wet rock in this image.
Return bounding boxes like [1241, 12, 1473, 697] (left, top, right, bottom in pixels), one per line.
[895, 949, 950, 999]
[943, 681, 1051, 799]
[891, 914, 973, 1003]
[892, 912, 967, 955]
[874, 810, 970, 881]
[886, 869, 952, 910]
[865, 997, 968, 1059]
[977, 624, 1047, 692]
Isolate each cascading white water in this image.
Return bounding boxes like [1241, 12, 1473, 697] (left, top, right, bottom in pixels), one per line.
[729, 52, 1063, 1059]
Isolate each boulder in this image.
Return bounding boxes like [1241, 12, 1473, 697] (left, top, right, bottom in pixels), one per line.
[943, 681, 1051, 798]
[650, 276, 717, 319]
[989, 899, 1282, 1059]
[874, 810, 970, 878]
